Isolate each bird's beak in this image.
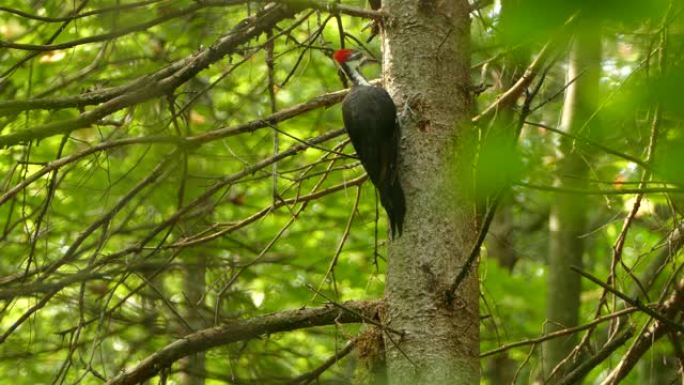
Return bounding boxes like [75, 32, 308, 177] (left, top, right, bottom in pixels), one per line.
[348, 50, 365, 62]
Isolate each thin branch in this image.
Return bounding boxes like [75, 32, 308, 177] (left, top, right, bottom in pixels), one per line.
[0, 0, 90, 84]
[317, 186, 362, 296]
[480, 306, 639, 358]
[518, 182, 682, 195]
[472, 42, 552, 124]
[104, 300, 380, 385]
[0, 155, 175, 296]
[170, 173, 366, 249]
[600, 276, 684, 384]
[0, 1, 243, 52]
[0, 288, 60, 344]
[572, 266, 684, 334]
[557, 328, 635, 385]
[0, 2, 304, 147]
[0, 86, 354, 208]
[472, 13, 576, 124]
[284, 338, 358, 385]
[0, 0, 165, 23]
[524, 120, 650, 170]
[278, 0, 385, 19]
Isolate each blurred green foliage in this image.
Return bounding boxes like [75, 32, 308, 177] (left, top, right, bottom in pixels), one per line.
[0, 0, 682, 384]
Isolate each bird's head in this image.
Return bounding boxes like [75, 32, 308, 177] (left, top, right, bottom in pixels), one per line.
[332, 48, 364, 65]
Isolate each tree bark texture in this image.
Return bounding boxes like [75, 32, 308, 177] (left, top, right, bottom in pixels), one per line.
[382, 1, 478, 384]
[544, 25, 601, 379]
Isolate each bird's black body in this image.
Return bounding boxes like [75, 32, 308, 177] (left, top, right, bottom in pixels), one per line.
[334, 50, 405, 237]
[342, 86, 405, 236]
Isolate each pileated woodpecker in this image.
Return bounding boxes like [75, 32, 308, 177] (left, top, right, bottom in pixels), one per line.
[332, 48, 405, 237]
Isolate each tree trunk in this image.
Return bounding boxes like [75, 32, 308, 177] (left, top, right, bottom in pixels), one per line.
[382, 1, 478, 384]
[543, 25, 601, 379]
[178, 181, 210, 385]
[179, 250, 206, 385]
[484, 0, 529, 273]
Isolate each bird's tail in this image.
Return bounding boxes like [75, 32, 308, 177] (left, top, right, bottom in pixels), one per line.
[379, 179, 406, 239]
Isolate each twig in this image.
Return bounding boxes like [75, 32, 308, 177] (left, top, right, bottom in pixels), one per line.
[0, 0, 164, 23]
[571, 266, 684, 333]
[0, 3, 303, 147]
[315, 186, 362, 299]
[518, 183, 681, 195]
[557, 328, 634, 385]
[284, 338, 358, 385]
[524, 121, 649, 170]
[480, 306, 639, 358]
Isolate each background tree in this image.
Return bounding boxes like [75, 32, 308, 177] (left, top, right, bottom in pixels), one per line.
[0, 1, 683, 385]
[543, 19, 601, 379]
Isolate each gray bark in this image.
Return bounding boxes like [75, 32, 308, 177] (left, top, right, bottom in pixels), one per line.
[382, 1, 478, 384]
[543, 25, 601, 379]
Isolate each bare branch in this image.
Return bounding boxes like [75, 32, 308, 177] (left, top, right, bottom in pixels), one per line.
[0, 0, 165, 23]
[480, 307, 639, 358]
[572, 267, 684, 334]
[0, 2, 304, 147]
[105, 300, 380, 385]
[600, 277, 684, 384]
[557, 328, 634, 385]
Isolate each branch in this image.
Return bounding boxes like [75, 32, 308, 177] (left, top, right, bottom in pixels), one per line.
[445, 192, 501, 303]
[472, 42, 552, 123]
[280, 0, 385, 19]
[10, 129, 345, 286]
[0, 2, 304, 148]
[0, 0, 164, 23]
[284, 338, 357, 385]
[524, 120, 650, 170]
[0, 2, 232, 51]
[600, 276, 684, 384]
[0, 154, 174, 298]
[105, 300, 380, 385]
[168, 173, 367, 249]
[557, 328, 634, 385]
[472, 13, 577, 124]
[572, 266, 684, 334]
[0, 5, 378, 116]
[0, 174, 365, 300]
[480, 306, 638, 358]
[186, 86, 354, 144]
[0, 85, 355, 207]
[518, 183, 683, 195]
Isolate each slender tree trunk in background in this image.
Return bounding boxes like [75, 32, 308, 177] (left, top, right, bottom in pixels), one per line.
[484, 0, 529, 273]
[178, 182, 210, 385]
[543, 26, 601, 379]
[382, 1, 478, 384]
[483, 1, 528, 381]
[179, 250, 206, 385]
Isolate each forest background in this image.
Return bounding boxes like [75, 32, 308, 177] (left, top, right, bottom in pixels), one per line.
[0, 0, 682, 384]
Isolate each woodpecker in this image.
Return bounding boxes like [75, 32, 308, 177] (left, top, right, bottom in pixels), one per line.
[332, 48, 405, 238]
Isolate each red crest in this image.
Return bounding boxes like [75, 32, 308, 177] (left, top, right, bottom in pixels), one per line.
[333, 49, 355, 64]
